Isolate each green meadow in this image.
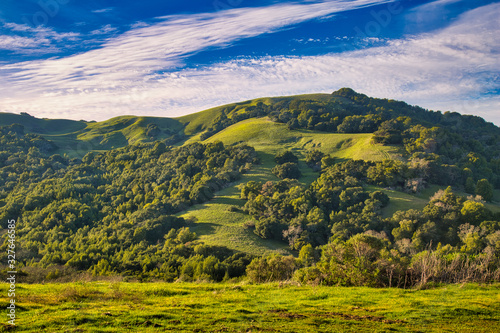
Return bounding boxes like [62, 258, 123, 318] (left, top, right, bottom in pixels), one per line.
[2, 282, 499, 332]
[203, 118, 402, 163]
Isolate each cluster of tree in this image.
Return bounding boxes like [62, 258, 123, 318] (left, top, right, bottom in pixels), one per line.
[0, 127, 258, 281]
[0, 124, 64, 200]
[248, 231, 500, 287]
[271, 150, 301, 180]
[241, 161, 391, 248]
[244, 186, 500, 287]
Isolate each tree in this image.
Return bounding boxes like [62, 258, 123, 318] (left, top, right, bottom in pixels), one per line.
[272, 162, 301, 179]
[298, 244, 315, 267]
[460, 200, 488, 225]
[305, 150, 324, 170]
[320, 155, 336, 170]
[465, 177, 476, 194]
[274, 151, 298, 165]
[240, 181, 263, 199]
[476, 179, 493, 202]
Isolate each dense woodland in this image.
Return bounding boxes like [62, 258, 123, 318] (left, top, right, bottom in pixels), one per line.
[242, 154, 500, 287]
[1, 89, 500, 286]
[0, 125, 256, 281]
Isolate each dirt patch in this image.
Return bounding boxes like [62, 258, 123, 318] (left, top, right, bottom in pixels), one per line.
[267, 309, 306, 320]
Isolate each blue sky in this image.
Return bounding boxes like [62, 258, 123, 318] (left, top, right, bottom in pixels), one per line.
[0, 0, 499, 124]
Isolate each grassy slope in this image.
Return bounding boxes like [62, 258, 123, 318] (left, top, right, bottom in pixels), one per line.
[204, 117, 402, 162]
[0, 112, 86, 134]
[0, 112, 183, 157]
[176, 118, 405, 255]
[176, 93, 335, 136]
[176, 105, 225, 135]
[180, 118, 500, 254]
[364, 185, 430, 218]
[4, 281, 500, 332]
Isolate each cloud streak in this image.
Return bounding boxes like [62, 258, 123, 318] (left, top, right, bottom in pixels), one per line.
[0, 22, 80, 54]
[0, 0, 499, 125]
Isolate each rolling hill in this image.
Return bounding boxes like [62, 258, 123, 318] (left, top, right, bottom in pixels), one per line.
[0, 112, 184, 157]
[1, 88, 500, 277]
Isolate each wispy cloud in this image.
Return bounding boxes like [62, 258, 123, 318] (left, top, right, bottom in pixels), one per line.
[0, 0, 499, 125]
[89, 24, 118, 35]
[0, 22, 80, 54]
[92, 8, 114, 14]
[0, 0, 391, 116]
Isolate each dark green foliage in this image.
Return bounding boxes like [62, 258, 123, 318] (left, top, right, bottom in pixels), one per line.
[305, 149, 325, 171]
[465, 177, 476, 194]
[274, 150, 299, 165]
[337, 114, 382, 133]
[372, 118, 408, 144]
[272, 162, 301, 179]
[0, 131, 257, 281]
[243, 162, 390, 246]
[476, 179, 494, 202]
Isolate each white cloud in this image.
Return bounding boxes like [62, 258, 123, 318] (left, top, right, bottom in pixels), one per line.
[0, 0, 391, 100]
[0, 35, 45, 49]
[0, 0, 499, 126]
[92, 8, 114, 14]
[90, 24, 118, 35]
[0, 22, 79, 53]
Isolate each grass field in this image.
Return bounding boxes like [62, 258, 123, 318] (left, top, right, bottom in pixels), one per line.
[204, 118, 402, 163]
[2, 282, 499, 332]
[364, 185, 430, 218]
[178, 163, 291, 257]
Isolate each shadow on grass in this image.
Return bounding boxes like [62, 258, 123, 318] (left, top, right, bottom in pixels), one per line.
[189, 222, 217, 236]
[213, 196, 246, 207]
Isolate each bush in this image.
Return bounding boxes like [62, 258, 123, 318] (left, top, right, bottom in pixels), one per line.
[275, 151, 299, 165]
[476, 179, 494, 202]
[246, 254, 298, 283]
[272, 162, 301, 179]
[305, 150, 324, 167]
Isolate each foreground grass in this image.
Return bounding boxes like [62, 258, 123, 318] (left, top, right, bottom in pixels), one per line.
[1, 282, 499, 332]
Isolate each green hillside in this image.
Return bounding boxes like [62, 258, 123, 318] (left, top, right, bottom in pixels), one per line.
[0, 112, 86, 134]
[175, 117, 408, 254]
[1, 89, 500, 285]
[0, 112, 183, 157]
[176, 93, 337, 136]
[203, 117, 402, 162]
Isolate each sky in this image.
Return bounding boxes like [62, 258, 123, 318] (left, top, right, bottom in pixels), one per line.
[0, 0, 499, 124]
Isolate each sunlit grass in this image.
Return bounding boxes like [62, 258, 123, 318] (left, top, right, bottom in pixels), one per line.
[204, 118, 402, 163]
[2, 282, 499, 332]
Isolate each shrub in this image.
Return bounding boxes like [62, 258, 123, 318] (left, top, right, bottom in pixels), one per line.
[272, 162, 301, 179]
[274, 151, 298, 165]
